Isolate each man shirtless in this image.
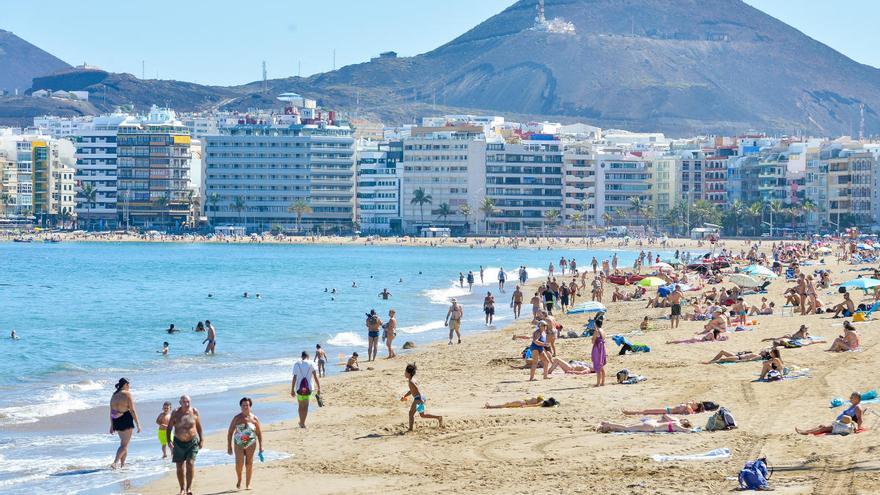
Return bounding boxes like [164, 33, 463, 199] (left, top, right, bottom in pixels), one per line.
[668, 286, 683, 329]
[202, 320, 216, 355]
[530, 292, 542, 322]
[511, 285, 524, 318]
[166, 395, 204, 495]
[445, 298, 463, 345]
[483, 291, 496, 325]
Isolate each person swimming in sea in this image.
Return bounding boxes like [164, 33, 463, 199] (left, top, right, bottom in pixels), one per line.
[10, 329, 19, 340]
[166, 324, 179, 334]
[158, 342, 169, 355]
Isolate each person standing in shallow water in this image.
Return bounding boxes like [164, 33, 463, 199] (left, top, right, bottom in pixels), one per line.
[227, 397, 264, 490]
[110, 378, 141, 469]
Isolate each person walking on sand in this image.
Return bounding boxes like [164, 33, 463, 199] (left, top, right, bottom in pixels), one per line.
[291, 351, 321, 428]
[592, 324, 607, 387]
[366, 310, 382, 361]
[511, 285, 523, 319]
[167, 395, 203, 495]
[227, 397, 264, 490]
[314, 344, 327, 377]
[156, 401, 172, 459]
[202, 320, 216, 355]
[669, 285, 683, 329]
[445, 298, 463, 345]
[400, 363, 443, 432]
[484, 291, 496, 325]
[110, 378, 141, 469]
[385, 309, 398, 358]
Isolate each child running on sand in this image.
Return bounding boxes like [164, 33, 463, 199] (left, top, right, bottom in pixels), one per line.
[155, 401, 172, 458]
[400, 363, 443, 431]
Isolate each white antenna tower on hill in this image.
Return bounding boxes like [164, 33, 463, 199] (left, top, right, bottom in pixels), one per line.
[262, 61, 268, 94]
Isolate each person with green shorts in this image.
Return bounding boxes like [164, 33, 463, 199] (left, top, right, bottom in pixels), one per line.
[167, 395, 203, 495]
[291, 351, 321, 428]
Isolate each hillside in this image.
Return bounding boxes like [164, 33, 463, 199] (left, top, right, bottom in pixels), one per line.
[0, 29, 70, 92]
[2, 0, 879, 135]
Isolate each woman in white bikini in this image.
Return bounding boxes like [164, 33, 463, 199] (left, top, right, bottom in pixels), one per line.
[227, 397, 264, 490]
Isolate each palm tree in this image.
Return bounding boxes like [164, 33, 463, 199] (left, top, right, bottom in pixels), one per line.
[435, 202, 452, 222]
[58, 208, 71, 230]
[724, 199, 746, 237]
[768, 199, 784, 236]
[801, 199, 817, 230]
[543, 209, 560, 233]
[602, 211, 613, 227]
[231, 196, 247, 227]
[479, 197, 499, 234]
[79, 183, 97, 230]
[458, 203, 472, 233]
[208, 193, 220, 225]
[747, 202, 763, 236]
[288, 198, 311, 232]
[410, 187, 432, 223]
[628, 197, 645, 225]
[570, 211, 584, 231]
[187, 190, 201, 229]
[153, 195, 169, 229]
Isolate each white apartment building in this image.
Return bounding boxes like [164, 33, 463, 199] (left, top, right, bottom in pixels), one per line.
[597, 154, 652, 227]
[74, 114, 129, 229]
[400, 126, 486, 234]
[356, 142, 402, 234]
[33, 115, 90, 138]
[562, 141, 599, 227]
[485, 136, 563, 234]
[204, 119, 355, 232]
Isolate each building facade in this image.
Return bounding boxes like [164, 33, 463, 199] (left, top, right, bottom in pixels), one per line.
[204, 121, 355, 232]
[74, 114, 128, 229]
[562, 142, 599, 227]
[399, 126, 486, 234]
[356, 141, 402, 234]
[485, 136, 563, 234]
[116, 107, 192, 230]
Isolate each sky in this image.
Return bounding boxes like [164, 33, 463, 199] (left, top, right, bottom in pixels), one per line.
[2, 0, 878, 86]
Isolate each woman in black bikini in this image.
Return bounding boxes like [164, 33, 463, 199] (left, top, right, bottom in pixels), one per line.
[110, 378, 141, 469]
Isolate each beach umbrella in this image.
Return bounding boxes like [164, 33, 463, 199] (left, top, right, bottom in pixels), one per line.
[638, 276, 667, 287]
[650, 262, 673, 271]
[568, 301, 607, 314]
[742, 265, 777, 278]
[856, 243, 873, 250]
[729, 273, 762, 288]
[839, 278, 880, 291]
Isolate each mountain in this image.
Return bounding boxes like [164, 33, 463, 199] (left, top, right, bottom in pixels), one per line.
[0, 29, 70, 92]
[276, 0, 880, 135]
[2, 0, 880, 135]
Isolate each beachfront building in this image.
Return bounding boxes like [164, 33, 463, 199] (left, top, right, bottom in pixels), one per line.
[598, 154, 652, 227]
[73, 114, 128, 230]
[204, 114, 356, 233]
[31, 139, 76, 226]
[356, 141, 403, 234]
[0, 151, 16, 220]
[822, 145, 874, 228]
[484, 135, 563, 234]
[116, 106, 192, 230]
[399, 126, 486, 235]
[648, 154, 679, 220]
[33, 115, 90, 138]
[562, 141, 599, 227]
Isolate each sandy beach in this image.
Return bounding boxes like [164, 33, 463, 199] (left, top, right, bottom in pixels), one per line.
[134, 238, 880, 495]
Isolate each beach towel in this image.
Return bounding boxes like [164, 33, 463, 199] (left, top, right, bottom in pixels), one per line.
[754, 367, 812, 382]
[651, 447, 730, 462]
[810, 427, 867, 436]
[611, 427, 703, 435]
[789, 336, 827, 347]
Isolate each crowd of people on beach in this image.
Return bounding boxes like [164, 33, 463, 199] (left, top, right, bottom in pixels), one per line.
[92, 230, 880, 493]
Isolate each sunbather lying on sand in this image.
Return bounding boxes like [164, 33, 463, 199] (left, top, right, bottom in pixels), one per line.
[547, 357, 594, 374]
[597, 414, 695, 433]
[484, 396, 559, 409]
[667, 328, 727, 344]
[703, 349, 771, 364]
[622, 401, 718, 415]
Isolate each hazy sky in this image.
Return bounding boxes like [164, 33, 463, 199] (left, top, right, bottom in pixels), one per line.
[2, 0, 877, 86]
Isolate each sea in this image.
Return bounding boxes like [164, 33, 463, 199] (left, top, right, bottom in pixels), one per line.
[0, 241, 645, 494]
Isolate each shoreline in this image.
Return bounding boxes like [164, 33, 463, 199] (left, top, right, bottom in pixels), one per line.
[141, 238, 880, 495]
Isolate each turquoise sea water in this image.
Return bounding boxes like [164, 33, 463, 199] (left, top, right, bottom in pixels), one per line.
[0, 242, 643, 494]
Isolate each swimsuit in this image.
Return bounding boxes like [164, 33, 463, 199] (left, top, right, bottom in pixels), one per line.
[111, 410, 135, 432]
[413, 394, 426, 413]
[172, 435, 200, 463]
[158, 428, 168, 446]
[233, 421, 257, 449]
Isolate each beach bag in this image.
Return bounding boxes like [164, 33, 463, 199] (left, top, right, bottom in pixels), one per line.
[706, 407, 737, 431]
[738, 458, 770, 490]
[297, 376, 312, 396]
